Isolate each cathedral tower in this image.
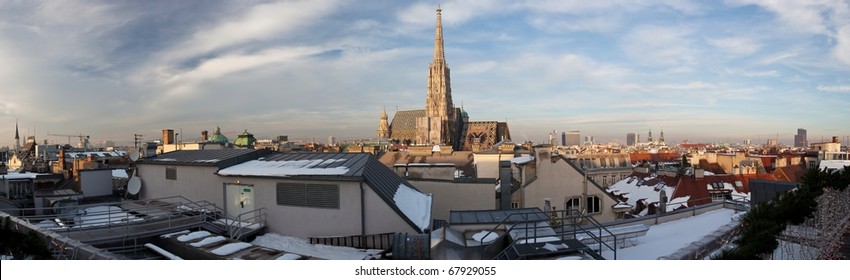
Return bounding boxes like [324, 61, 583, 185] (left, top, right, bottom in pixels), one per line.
[417, 5, 455, 145]
[377, 107, 390, 139]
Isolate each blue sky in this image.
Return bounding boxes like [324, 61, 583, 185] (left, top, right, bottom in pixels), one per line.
[1, 0, 848, 147]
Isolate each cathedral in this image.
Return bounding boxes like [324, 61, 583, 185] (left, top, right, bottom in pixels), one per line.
[377, 6, 510, 152]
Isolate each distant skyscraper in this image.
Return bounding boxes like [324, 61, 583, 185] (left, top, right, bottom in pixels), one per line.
[566, 131, 580, 146]
[660, 129, 664, 143]
[626, 133, 637, 146]
[794, 128, 807, 148]
[328, 136, 336, 146]
[648, 129, 653, 143]
[560, 132, 566, 146]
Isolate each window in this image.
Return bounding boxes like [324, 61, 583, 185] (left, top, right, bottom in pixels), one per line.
[586, 196, 601, 214]
[276, 183, 340, 209]
[165, 167, 177, 180]
[565, 197, 581, 214]
[710, 192, 730, 201]
[511, 201, 519, 209]
[602, 176, 608, 187]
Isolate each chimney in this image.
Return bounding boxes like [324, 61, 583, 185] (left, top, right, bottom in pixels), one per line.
[58, 148, 66, 170]
[499, 160, 512, 210]
[695, 168, 704, 179]
[659, 189, 668, 214]
[162, 129, 174, 145]
[201, 130, 209, 141]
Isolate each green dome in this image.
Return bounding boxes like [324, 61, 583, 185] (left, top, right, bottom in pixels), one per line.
[208, 126, 229, 144]
[233, 129, 256, 148]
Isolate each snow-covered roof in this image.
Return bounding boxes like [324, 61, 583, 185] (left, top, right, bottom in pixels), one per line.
[393, 184, 432, 231]
[218, 159, 350, 177]
[608, 176, 675, 209]
[509, 156, 534, 165]
[0, 172, 41, 180]
[601, 209, 738, 260]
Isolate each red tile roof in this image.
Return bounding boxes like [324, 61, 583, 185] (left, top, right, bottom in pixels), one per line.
[629, 152, 681, 165]
[672, 173, 776, 207]
[772, 165, 807, 183]
[698, 159, 726, 174]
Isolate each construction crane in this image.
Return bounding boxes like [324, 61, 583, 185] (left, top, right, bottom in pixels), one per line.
[47, 132, 90, 149]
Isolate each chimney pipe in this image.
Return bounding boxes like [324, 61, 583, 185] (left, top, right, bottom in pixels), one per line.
[499, 160, 512, 210]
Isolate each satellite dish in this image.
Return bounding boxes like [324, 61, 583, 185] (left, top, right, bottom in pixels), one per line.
[128, 148, 140, 162]
[127, 177, 142, 195]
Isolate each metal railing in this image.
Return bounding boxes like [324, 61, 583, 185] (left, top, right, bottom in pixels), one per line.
[309, 232, 395, 250]
[9, 196, 226, 244]
[479, 209, 617, 260]
[225, 207, 267, 240]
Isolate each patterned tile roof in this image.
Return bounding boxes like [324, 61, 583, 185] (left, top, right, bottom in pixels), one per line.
[389, 109, 425, 141]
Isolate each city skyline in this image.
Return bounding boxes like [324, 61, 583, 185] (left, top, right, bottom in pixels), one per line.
[1, 0, 849, 147]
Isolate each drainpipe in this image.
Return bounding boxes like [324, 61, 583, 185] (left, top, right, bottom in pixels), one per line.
[359, 177, 366, 236]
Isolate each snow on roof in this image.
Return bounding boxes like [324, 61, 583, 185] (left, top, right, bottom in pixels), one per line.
[276, 253, 302, 260]
[177, 231, 211, 242]
[252, 233, 382, 260]
[609, 176, 674, 207]
[0, 172, 41, 180]
[218, 159, 349, 177]
[471, 230, 499, 244]
[510, 156, 534, 165]
[602, 208, 737, 260]
[210, 242, 252, 256]
[74, 206, 144, 228]
[394, 184, 432, 231]
[190, 236, 226, 248]
[112, 169, 128, 178]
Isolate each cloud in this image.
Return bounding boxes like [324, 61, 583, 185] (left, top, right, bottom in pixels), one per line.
[455, 60, 498, 74]
[725, 0, 847, 35]
[521, 0, 704, 15]
[528, 16, 621, 33]
[396, 0, 513, 27]
[153, 0, 340, 70]
[707, 37, 762, 57]
[621, 25, 696, 66]
[834, 26, 850, 65]
[817, 85, 850, 93]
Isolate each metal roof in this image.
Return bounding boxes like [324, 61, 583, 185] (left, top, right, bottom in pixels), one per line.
[449, 208, 548, 225]
[220, 152, 430, 233]
[137, 149, 270, 169]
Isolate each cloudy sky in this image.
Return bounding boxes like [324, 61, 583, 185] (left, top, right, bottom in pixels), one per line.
[1, 0, 848, 147]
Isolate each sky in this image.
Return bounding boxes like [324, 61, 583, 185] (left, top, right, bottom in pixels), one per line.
[1, 0, 849, 147]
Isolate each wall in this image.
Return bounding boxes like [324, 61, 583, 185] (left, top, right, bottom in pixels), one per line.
[79, 169, 113, 197]
[137, 164, 224, 204]
[474, 153, 515, 179]
[715, 153, 747, 174]
[395, 165, 455, 180]
[408, 180, 494, 221]
[138, 164, 420, 239]
[516, 150, 618, 223]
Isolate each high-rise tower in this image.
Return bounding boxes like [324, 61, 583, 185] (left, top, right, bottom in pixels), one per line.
[417, 5, 455, 145]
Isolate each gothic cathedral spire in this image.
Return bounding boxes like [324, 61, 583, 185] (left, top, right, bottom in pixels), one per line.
[421, 5, 455, 145]
[14, 120, 20, 152]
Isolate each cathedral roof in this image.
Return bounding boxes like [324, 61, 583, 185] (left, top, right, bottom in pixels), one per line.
[389, 109, 426, 141]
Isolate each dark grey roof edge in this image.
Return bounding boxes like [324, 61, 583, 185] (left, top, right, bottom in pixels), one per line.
[363, 156, 429, 233]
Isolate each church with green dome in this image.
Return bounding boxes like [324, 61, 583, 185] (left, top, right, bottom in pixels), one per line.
[207, 126, 229, 144]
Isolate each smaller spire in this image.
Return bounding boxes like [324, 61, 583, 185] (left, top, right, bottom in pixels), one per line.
[15, 120, 19, 140]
